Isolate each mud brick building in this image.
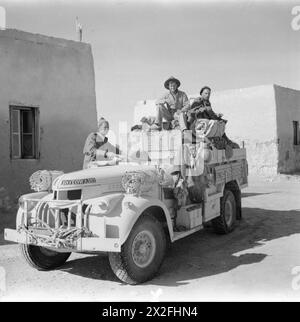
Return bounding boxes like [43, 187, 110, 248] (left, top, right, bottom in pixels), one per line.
[0, 29, 97, 201]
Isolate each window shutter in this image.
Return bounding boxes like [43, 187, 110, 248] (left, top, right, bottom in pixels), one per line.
[11, 109, 21, 158]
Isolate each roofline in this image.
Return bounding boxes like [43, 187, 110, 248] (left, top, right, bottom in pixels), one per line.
[273, 83, 300, 93]
[0, 28, 91, 50]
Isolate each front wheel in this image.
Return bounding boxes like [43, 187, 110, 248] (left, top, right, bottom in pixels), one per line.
[109, 214, 167, 284]
[20, 244, 71, 270]
[212, 189, 237, 234]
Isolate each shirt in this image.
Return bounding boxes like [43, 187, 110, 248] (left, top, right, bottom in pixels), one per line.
[82, 132, 108, 169]
[190, 97, 220, 120]
[156, 90, 190, 112]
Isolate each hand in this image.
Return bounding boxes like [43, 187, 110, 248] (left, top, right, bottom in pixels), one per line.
[111, 154, 125, 162]
[162, 102, 170, 108]
[114, 154, 125, 161]
[198, 107, 206, 113]
[87, 162, 98, 168]
[106, 152, 116, 159]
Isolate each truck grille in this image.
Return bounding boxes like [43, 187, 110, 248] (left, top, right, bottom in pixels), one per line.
[37, 201, 85, 229]
[19, 199, 89, 230]
[18, 199, 92, 249]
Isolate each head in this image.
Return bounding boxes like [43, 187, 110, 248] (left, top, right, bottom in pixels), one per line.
[200, 86, 211, 101]
[164, 77, 181, 91]
[168, 80, 178, 94]
[98, 117, 109, 136]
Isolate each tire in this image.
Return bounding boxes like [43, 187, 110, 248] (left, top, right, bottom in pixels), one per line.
[108, 214, 167, 284]
[212, 189, 237, 234]
[20, 244, 71, 270]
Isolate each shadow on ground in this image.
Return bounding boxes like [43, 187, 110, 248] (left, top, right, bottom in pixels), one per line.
[60, 254, 117, 282]
[241, 192, 279, 198]
[59, 206, 300, 287]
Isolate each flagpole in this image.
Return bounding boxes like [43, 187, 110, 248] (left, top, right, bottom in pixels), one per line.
[0, 6, 6, 30]
[75, 16, 83, 42]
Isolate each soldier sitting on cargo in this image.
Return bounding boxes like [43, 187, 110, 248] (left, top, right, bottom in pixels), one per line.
[152, 76, 190, 131]
[187, 86, 239, 154]
[187, 86, 224, 127]
[82, 117, 121, 169]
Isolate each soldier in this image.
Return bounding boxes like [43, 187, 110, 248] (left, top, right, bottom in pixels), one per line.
[82, 117, 120, 169]
[187, 86, 223, 126]
[152, 76, 190, 130]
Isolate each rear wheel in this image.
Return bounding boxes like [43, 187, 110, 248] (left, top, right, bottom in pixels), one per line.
[109, 214, 166, 284]
[20, 244, 71, 270]
[212, 189, 237, 234]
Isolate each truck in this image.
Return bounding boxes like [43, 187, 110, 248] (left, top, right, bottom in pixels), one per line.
[4, 127, 248, 284]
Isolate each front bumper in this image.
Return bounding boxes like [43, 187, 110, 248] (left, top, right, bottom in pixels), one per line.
[5, 197, 122, 253]
[4, 228, 121, 252]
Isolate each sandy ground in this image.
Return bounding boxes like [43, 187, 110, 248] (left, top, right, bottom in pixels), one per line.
[1, 175, 300, 302]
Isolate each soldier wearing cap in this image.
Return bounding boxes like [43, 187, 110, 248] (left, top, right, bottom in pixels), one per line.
[153, 76, 190, 130]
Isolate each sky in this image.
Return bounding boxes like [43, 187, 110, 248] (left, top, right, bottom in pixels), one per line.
[0, 0, 300, 132]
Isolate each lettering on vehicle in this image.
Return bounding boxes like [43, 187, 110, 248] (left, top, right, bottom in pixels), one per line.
[61, 178, 96, 185]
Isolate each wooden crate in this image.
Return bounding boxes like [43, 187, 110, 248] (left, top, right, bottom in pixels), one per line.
[214, 160, 244, 185]
[128, 130, 182, 165]
[176, 204, 203, 229]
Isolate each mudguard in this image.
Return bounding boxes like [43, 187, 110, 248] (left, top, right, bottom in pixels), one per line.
[119, 195, 174, 245]
[85, 193, 174, 246]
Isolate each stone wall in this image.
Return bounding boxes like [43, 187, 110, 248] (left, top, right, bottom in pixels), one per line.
[274, 85, 300, 173]
[211, 85, 279, 176]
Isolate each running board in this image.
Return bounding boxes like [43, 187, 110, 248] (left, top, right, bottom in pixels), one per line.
[172, 225, 203, 242]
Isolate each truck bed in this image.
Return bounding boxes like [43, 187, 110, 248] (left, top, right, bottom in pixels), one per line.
[128, 129, 246, 166]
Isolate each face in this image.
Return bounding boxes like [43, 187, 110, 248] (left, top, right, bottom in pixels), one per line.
[202, 88, 211, 100]
[168, 81, 178, 93]
[98, 122, 109, 136]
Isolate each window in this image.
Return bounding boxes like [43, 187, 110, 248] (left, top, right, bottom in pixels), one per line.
[10, 106, 39, 159]
[293, 121, 300, 146]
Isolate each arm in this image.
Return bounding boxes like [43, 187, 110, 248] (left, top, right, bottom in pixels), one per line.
[181, 92, 190, 113]
[101, 141, 122, 158]
[83, 133, 97, 161]
[96, 149, 107, 158]
[190, 98, 206, 115]
[190, 98, 201, 111]
[156, 93, 168, 106]
[83, 133, 114, 160]
[206, 105, 222, 120]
